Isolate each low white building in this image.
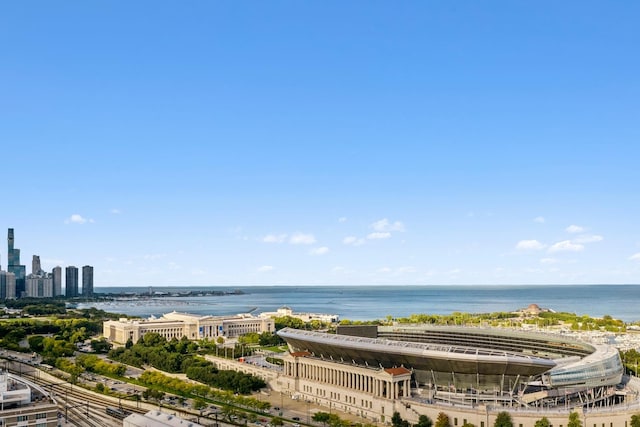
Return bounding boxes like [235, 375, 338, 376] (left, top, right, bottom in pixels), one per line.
[103, 311, 275, 344]
[0, 370, 58, 426]
[124, 410, 204, 427]
[260, 306, 339, 323]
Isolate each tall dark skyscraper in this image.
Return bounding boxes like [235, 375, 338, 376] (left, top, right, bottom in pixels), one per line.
[82, 265, 93, 298]
[32, 255, 42, 275]
[65, 266, 79, 297]
[7, 228, 26, 297]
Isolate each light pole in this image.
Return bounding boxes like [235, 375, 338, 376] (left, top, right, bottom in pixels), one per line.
[485, 405, 489, 427]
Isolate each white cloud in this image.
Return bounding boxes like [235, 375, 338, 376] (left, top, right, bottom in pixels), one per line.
[533, 216, 545, 223]
[629, 253, 640, 261]
[263, 233, 287, 243]
[110, 208, 122, 214]
[367, 232, 391, 240]
[573, 234, 604, 244]
[289, 233, 316, 245]
[338, 217, 347, 223]
[397, 266, 417, 274]
[310, 246, 329, 256]
[143, 254, 166, 260]
[377, 267, 392, 273]
[168, 262, 180, 270]
[343, 236, 365, 246]
[515, 240, 546, 250]
[548, 240, 584, 253]
[258, 265, 274, 272]
[371, 218, 405, 232]
[566, 225, 585, 234]
[540, 258, 558, 264]
[65, 214, 94, 224]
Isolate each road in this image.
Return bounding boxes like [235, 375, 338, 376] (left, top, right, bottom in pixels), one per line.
[1, 350, 365, 427]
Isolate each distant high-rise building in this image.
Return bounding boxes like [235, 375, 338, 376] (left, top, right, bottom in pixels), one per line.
[82, 265, 94, 298]
[1, 270, 7, 300]
[7, 228, 26, 297]
[52, 266, 62, 297]
[32, 255, 43, 275]
[0, 271, 16, 300]
[25, 253, 55, 299]
[65, 266, 79, 297]
[26, 275, 53, 298]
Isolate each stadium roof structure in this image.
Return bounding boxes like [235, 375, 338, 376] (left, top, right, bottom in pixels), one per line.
[278, 327, 556, 376]
[278, 325, 623, 390]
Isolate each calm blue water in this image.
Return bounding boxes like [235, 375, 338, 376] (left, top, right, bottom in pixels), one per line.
[81, 285, 640, 323]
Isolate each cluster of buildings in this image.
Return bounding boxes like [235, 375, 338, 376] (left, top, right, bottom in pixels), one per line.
[259, 305, 340, 323]
[0, 228, 93, 300]
[0, 369, 58, 426]
[103, 311, 275, 344]
[103, 305, 344, 346]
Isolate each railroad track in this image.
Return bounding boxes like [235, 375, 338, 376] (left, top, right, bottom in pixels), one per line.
[15, 370, 148, 427]
[6, 362, 230, 426]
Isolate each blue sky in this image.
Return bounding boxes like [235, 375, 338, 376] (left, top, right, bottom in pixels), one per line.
[1, 2, 639, 286]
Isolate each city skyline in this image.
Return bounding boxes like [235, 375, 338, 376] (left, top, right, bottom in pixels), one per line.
[2, 2, 639, 287]
[1, 228, 91, 298]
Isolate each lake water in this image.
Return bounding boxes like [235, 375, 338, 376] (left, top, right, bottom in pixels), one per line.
[79, 284, 640, 323]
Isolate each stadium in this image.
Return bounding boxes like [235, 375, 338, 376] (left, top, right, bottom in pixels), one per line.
[277, 325, 627, 410]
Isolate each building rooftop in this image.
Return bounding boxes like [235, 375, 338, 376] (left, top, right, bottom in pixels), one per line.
[0, 371, 56, 408]
[124, 410, 204, 427]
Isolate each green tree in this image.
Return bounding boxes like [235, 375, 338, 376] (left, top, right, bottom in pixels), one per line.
[193, 398, 207, 411]
[392, 412, 405, 427]
[313, 412, 331, 427]
[221, 405, 238, 422]
[534, 417, 550, 427]
[141, 332, 166, 347]
[327, 414, 346, 427]
[493, 412, 513, 427]
[567, 412, 582, 427]
[434, 412, 451, 427]
[238, 332, 260, 345]
[391, 412, 411, 427]
[90, 337, 112, 353]
[28, 335, 45, 353]
[631, 414, 640, 427]
[461, 423, 475, 427]
[271, 416, 284, 427]
[142, 388, 165, 402]
[416, 415, 433, 427]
